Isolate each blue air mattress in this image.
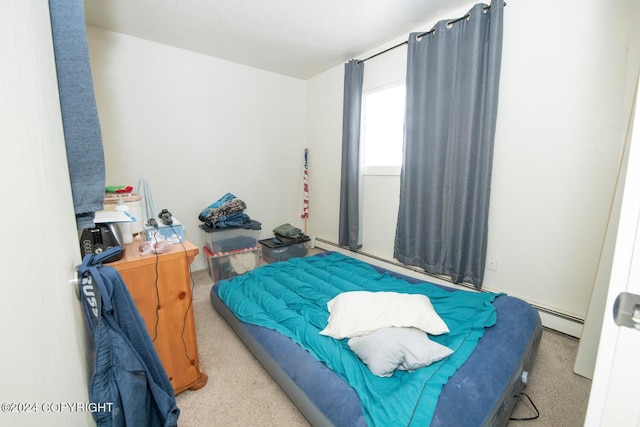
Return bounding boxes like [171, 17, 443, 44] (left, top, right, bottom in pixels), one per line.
[210, 252, 541, 426]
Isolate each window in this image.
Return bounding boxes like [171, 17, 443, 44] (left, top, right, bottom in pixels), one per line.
[361, 83, 405, 175]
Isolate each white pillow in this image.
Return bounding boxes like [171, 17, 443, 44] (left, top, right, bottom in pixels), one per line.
[348, 327, 454, 377]
[319, 291, 449, 339]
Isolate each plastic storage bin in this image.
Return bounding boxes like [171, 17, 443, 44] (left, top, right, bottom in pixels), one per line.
[259, 236, 309, 263]
[204, 245, 261, 282]
[201, 225, 260, 254]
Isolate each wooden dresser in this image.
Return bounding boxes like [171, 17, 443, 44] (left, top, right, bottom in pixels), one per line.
[110, 240, 208, 394]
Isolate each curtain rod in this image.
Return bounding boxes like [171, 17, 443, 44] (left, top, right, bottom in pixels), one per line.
[356, 2, 505, 64]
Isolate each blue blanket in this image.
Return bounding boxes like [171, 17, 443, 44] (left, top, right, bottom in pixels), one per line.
[218, 252, 498, 426]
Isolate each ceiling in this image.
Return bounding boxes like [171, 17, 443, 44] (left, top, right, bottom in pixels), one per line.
[83, 0, 475, 80]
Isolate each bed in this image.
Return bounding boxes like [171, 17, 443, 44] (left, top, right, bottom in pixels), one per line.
[210, 251, 541, 426]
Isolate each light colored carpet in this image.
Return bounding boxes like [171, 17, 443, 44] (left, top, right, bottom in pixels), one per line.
[508, 327, 592, 426]
[176, 268, 308, 427]
[176, 268, 592, 427]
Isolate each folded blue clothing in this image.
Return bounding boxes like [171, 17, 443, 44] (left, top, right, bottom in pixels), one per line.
[200, 195, 246, 222]
[198, 193, 237, 222]
[200, 218, 262, 232]
[204, 192, 236, 210]
[211, 212, 250, 228]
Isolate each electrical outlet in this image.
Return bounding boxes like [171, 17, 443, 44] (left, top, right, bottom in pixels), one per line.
[487, 254, 498, 271]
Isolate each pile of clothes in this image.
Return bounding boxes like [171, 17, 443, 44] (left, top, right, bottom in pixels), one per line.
[198, 193, 261, 231]
[272, 223, 306, 242]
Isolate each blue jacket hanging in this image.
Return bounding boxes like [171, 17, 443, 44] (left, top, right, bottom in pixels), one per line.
[78, 248, 179, 427]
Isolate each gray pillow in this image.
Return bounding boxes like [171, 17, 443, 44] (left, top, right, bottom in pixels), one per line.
[348, 327, 454, 377]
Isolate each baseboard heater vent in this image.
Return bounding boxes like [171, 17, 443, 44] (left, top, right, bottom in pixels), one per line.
[313, 237, 584, 336]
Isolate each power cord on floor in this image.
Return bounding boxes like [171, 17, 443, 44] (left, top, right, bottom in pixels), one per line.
[509, 392, 540, 421]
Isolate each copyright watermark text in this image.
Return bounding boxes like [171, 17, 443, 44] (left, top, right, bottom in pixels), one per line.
[1, 402, 113, 413]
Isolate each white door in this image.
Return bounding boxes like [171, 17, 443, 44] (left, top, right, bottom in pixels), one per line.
[0, 2, 94, 426]
[583, 74, 640, 426]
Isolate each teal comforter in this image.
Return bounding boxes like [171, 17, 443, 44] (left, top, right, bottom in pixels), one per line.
[218, 252, 498, 426]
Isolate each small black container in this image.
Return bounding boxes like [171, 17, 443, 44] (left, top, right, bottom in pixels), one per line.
[259, 235, 310, 263]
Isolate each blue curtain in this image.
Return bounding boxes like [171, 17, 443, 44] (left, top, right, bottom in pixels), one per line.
[50, 0, 105, 230]
[339, 60, 364, 250]
[394, 1, 504, 288]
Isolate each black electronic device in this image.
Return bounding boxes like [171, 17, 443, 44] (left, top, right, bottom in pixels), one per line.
[158, 209, 173, 226]
[79, 223, 124, 263]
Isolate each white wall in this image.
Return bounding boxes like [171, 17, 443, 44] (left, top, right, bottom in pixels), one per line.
[575, 4, 640, 378]
[87, 0, 635, 334]
[87, 28, 308, 270]
[1, 2, 93, 425]
[307, 0, 635, 334]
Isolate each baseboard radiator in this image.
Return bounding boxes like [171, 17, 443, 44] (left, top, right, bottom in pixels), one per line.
[313, 237, 584, 338]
